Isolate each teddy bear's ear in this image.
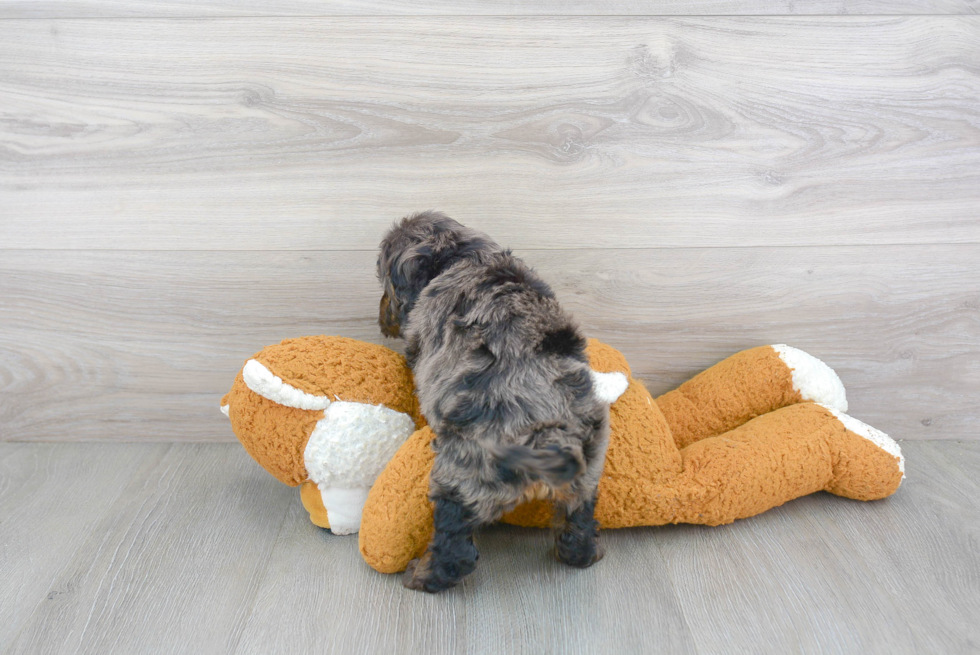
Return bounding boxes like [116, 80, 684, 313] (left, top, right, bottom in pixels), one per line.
[225, 370, 322, 487]
[250, 336, 419, 420]
[242, 359, 333, 410]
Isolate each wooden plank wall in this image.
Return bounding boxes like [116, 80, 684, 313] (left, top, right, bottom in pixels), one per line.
[1, 4, 977, 442]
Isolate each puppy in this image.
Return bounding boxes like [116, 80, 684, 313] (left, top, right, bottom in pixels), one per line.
[378, 211, 610, 593]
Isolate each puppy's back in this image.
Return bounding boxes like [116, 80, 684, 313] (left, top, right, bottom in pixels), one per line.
[407, 252, 603, 450]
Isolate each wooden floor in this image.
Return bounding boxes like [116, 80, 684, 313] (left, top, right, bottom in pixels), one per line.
[0, 439, 976, 655]
[2, 5, 978, 653]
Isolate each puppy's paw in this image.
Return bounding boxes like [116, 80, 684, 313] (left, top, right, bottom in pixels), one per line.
[554, 533, 605, 569]
[401, 554, 467, 593]
[401, 557, 431, 592]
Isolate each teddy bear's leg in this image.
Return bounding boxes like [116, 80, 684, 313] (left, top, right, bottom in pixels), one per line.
[656, 345, 848, 450]
[664, 402, 903, 526]
[817, 406, 905, 500]
[300, 481, 331, 528]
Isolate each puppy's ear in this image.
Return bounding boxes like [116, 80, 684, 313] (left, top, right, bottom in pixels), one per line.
[378, 239, 433, 337]
[378, 211, 499, 337]
[392, 243, 430, 291]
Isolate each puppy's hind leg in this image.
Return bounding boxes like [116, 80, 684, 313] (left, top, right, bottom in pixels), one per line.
[553, 493, 603, 568]
[402, 491, 480, 593]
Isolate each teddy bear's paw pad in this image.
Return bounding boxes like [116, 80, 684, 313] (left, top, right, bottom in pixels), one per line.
[242, 359, 333, 410]
[772, 345, 848, 412]
[819, 405, 904, 501]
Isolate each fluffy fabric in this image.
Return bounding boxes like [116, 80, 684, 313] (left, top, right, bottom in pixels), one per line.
[242, 359, 332, 410]
[773, 344, 848, 412]
[317, 487, 372, 535]
[824, 405, 905, 476]
[304, 401, 417, 489]
[590, 370, 629, 404]
[358, 339, 904, 574]
[301, 401, 417, 535]
[221, 336, 422, 489]
[220, 335, 903, 576]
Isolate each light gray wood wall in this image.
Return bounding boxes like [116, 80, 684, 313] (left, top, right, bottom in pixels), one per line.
[1, 9, 977, 442]
[2, 2, 978, 18]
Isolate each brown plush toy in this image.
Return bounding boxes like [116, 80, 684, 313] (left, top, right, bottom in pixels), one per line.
[221, 336, 425, 534]
[356, 339, 904, 573]
[221, 336, 904, 573]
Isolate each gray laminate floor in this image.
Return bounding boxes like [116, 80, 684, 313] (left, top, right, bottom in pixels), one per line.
[1, 440, 977, 655]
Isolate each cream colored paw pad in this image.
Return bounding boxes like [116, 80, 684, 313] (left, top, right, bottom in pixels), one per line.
[772, 345, 848, 412]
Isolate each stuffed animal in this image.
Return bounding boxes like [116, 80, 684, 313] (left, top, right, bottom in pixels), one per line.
[220, 336, 425, 534]
[221, 336, 903, 573]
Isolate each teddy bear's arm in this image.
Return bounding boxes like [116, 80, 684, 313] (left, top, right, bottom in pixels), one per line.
[359, 427, 437, 574]
[655, 345, 847, 450]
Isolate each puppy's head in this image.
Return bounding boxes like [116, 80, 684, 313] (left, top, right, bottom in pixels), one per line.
[377, 211, 498, 338]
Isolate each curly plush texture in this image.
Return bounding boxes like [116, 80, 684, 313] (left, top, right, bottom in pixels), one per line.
[358, 340, 904, 574]
[359, 426, 442, 574]
[655, 346, 802, 450]
[222, 336, 421, 487]
[304, 401, 417, 488]
[224, 374, 321, 486]
[249, 335, 419, 413]
[220, 334, 903, 575]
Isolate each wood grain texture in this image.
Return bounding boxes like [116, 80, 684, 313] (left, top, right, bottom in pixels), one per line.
[1, 441, 977, 654]
[236, 497, 470, 655]
[656, 506, 914, 653]
[0, 442, 158, 652]
[1, 245, 976, 442]
[4, 443, 294, 655]
[2, 0, 978, 18]
[809, 442, 980, 654]
[2, 17, 979, 249]
[237, 497, 697, 655]
[657, 440, 980, 654]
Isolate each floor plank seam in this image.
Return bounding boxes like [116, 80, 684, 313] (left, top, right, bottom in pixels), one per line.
[227, 492, 300, 655]
[1, 443, 174, 653]
[652, 535, 701, 655]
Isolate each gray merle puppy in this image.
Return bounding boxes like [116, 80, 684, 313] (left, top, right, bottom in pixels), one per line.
[377, 211, 610, 593]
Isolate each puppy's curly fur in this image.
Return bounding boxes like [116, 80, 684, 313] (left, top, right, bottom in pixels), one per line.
[378, 211, 610, 593]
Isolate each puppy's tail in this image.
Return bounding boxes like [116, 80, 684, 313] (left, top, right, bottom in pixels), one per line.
[490, 425, 585, 486]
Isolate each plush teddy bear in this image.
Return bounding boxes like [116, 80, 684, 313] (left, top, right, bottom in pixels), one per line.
[220, 336, 425, 534]
[221, 336, 903, 572]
